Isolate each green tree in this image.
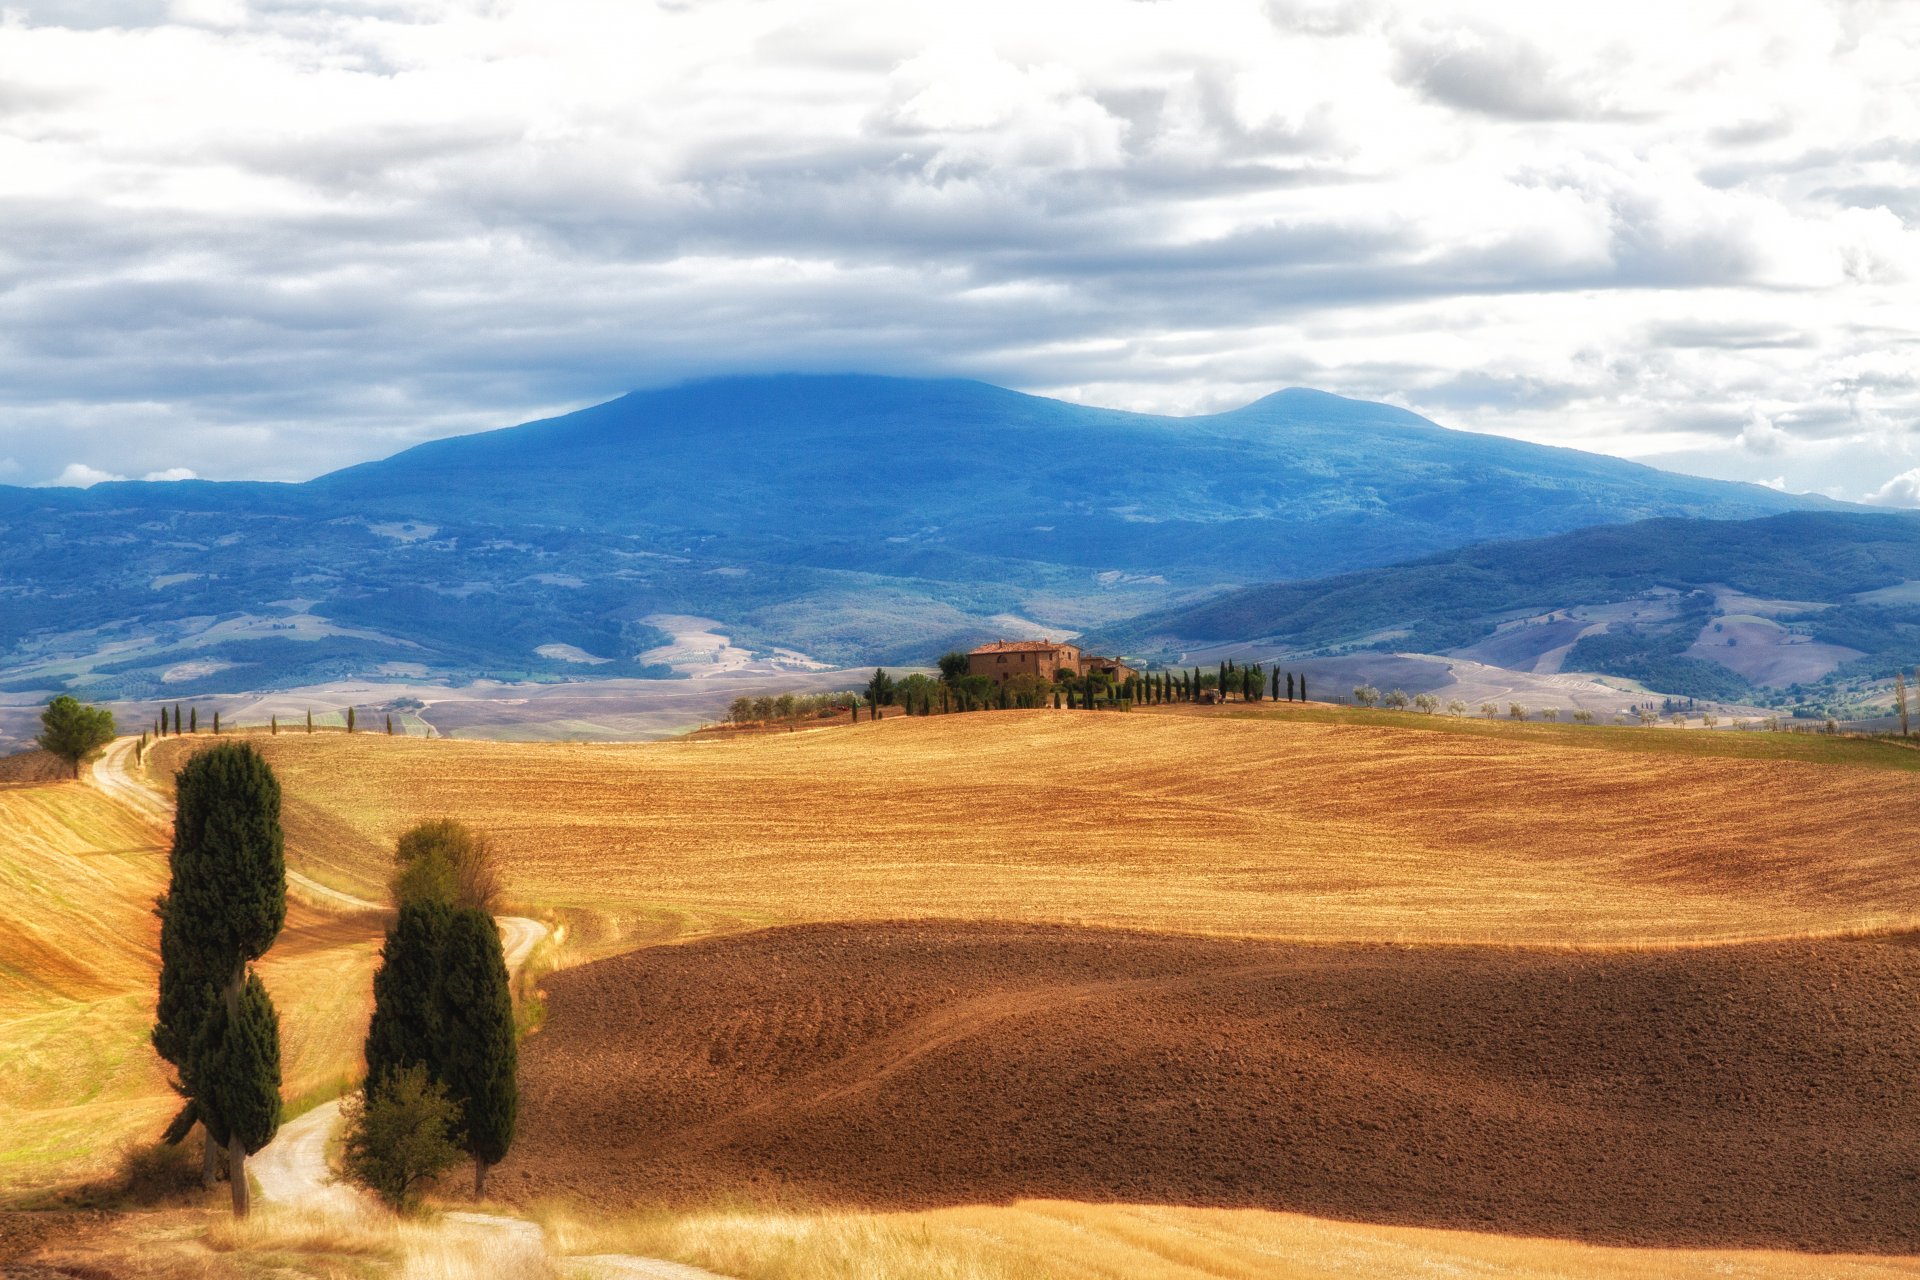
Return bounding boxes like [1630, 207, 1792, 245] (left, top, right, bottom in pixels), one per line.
[213, 711, 221, 734]
[866, 669, 895, 707]
[306, 709, 313, 734]
[189, 707, 198, 733]
[271, 715, 278, 736]
[364, 900, 453, 1101]
[392, 819, 502, 915]
[154, 743, 286, 1215]
[937, 651, 972, 683]
[174, 703, 183, 735]
[36, 695, 115, 778]
[194, 971, 281, 1217]
[347, 706, 357, 734]
[438, 909, 516, 1197]
[340, 1063, 463, 1212]
[386, 714, 394, 735]
[160, 705, 170, 736]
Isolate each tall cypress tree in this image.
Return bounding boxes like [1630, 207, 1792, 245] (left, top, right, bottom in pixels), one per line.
[1300, 674, 1308, 702]
[438, 908, 517, 1197]
[306, 708, 313, 734]
[189, 706, 198, 733]
[347, 706, 357, 734]
[364, 900, 453, 1101]
[154, 742, 286, 1215]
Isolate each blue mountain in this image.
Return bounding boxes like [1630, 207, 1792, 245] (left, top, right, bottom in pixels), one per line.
[0, 374, 1840, 703]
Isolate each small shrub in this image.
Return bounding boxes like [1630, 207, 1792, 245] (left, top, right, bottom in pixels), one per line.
[341, 1064, 464, 1212]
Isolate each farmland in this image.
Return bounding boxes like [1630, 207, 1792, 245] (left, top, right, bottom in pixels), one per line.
[149, 707, 1920, 949]
[24, 703, 1920, 1278]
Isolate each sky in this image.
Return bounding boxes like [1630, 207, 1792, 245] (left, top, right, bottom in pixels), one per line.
[0, 0, 1916, 501]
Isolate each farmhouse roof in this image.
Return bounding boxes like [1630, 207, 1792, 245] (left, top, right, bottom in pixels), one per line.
[969, 639, 1076, 654]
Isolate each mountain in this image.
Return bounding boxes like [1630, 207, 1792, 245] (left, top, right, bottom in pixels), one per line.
[1087, 510, 1920, 707]
[0, 374, 1840, 703]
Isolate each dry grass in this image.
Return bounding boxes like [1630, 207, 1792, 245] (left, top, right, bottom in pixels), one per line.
[540, 1200, 1920, 1280]
[0, 776, 380, 1197]
[154, 709, 1920, 949]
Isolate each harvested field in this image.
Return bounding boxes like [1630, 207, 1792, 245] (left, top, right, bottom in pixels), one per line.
[0, 777, 379, 1194]
[510, 920, 1920, 1254]
[152, 709, 1920, 947]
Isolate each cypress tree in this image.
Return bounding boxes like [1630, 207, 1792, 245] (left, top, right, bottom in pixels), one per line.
[271, 715, 278, 736]
[1272, 668, 1281, 700]
[213, 711, 221, 735]
[347, 706, 357, 734]
[160, 705, 170, 736]
[386, 714, 395, 735]
[1301, 675, 1308, 702]
[438, 909, 516, 1198]
[306, 709, 313, 734]
[189, 706, 198, 733]
[364, 900, 453, 1101]
[196, 971, 281, 1217]
[153, 743, 286, 1213]
[175, 703, 183, 734]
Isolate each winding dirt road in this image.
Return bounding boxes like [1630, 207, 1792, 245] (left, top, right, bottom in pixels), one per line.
[88, 735, 725, 1279]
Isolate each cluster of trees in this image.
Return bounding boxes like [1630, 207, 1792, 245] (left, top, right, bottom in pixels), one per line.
[151, 743, 287, 1216]
[726, 690, 862, 726]
[344, 818, 516, 1209]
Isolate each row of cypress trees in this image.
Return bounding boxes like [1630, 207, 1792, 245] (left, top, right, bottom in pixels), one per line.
[151, 743, 286, 1217]
[152, 705, 377, 736]
[1111, 662, 1310, 705]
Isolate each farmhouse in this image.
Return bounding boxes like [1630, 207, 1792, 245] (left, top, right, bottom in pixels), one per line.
[968, 640, 1137, 687]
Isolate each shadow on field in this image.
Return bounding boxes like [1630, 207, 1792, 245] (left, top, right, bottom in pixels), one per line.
[504, 920, 1920, 1255]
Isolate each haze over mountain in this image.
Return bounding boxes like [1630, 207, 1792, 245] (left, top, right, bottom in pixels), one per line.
[0, 375, 1838, 706]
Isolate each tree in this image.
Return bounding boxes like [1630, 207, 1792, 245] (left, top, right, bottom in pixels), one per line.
[271, 715, 278, 736]
[1509, 703, 1527, 720]
[728, 696, 755, 725]
[386, 714, 394, 735]
[938, 652, 972, 683]
[392, 819, 502, 915]
[1352, 685, 1379, 708]
[364, 900, 453, 1103]
[438, 909, 516, 1197]
[174, 703, 183, 735]
[154, 743, 286, 1215]
[866, 668, 895, 708]
[1446, 699, 1468, 717]
[37, 695, 114, 778]
[1412, 693, 1439, 714]
[160, 705, 170, 736]
[1299, 675, 1307, 702]
[347, 706, 357, 734]
[194, 971, 281, 1217]
[189, 707, 198, 733]
[1480, 702, 1499, 719]
[306, 709, 313, 735]
[1286, 673, 1295, 701]
[1384, 689, 1410, 710]
[1003, 673, 1050, 708]
[1899, 672, 1911, 737]
[340, 1063, 463, 1212]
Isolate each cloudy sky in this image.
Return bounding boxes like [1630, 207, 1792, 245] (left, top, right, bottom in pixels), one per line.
[1, 0, 1916, 500]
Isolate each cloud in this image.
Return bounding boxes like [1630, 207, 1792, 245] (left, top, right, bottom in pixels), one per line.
[0, 0, 1913, 496]
[1736, 412, 1795, 457]
[1865, 468, 1920, 508]
[44, 462, 126, 487]
[142, 466, 198, 481]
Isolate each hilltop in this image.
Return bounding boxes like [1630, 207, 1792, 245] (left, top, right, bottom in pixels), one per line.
[0, 375, 1829, 714]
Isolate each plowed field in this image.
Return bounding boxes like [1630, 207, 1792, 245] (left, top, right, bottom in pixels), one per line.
[153, 709, 1920, 947]
[510, 920, 1920, 1254]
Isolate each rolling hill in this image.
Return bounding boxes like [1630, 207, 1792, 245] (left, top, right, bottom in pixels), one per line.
[1089, 510, 1920, 707]
[0, 375, 1831, 710]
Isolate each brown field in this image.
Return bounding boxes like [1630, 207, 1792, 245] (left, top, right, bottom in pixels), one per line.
[512, 920, 1920, 1253]
[152, 708, 1920, 948]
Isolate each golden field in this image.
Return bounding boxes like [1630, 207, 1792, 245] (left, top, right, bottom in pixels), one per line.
[153, 707, 1920, 949]
[21, 705, 1915, 1280]
[0, 777, 379, 1197]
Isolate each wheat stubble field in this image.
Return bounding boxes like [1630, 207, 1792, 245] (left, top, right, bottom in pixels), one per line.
[154, 709, 1920, 948]
[122, 710, 1920, 1276]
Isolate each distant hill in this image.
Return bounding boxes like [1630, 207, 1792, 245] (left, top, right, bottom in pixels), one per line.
[0, 374, 1839, 705]
[1088, 511, 1920, 707]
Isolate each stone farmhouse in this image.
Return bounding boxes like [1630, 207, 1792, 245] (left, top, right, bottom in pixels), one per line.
[967, 640, 1137, 687]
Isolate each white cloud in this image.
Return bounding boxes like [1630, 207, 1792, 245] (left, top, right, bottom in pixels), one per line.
[0, 0, 1913, 491]
[142, 466, 198, 481]
[44, 462, 126, 487]
[1865, 468, 1920, 508]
